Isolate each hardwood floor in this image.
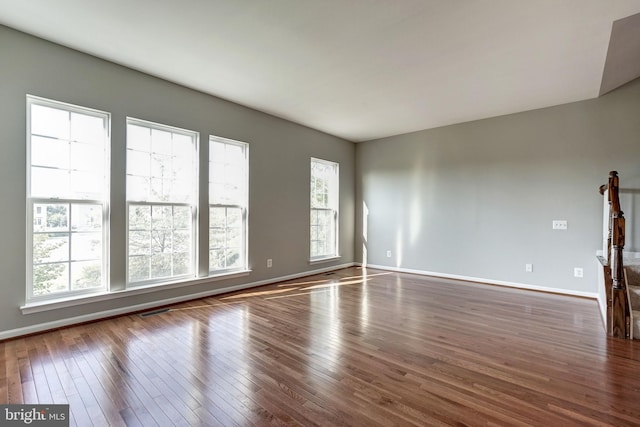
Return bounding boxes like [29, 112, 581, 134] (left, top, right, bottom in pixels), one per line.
[2, 267, 640, 426]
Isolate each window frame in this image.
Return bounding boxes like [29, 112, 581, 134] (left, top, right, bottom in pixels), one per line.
[310, 157, 339, 261]
[26, 95, 111, 302]
[125, 117, 199, 287]
[208, 135, 249, 274]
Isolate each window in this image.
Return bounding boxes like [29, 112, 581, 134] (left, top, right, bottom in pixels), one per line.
[126, 119, 198, 285]
[310, 158, 339, 260]
[209, 136, 248, 273]
[27, 96, 110, 301]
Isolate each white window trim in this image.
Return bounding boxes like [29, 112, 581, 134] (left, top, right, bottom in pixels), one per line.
[209, 135, 249, 274]
[21, 268, 252, 314]
[26, 95, 111, 303]
[309, 255, 342, 265]
[310, 157, 339, 261]
[125, 117, 199, 287]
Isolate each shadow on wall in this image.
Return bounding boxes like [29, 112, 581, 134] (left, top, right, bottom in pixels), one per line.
[620, 189, 640, 252]
[362, 201, 368, 266]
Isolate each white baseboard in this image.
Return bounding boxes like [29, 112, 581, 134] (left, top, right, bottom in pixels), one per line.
[358, 263, 599, 299]
[597, 291, 607, 329]
[0, 262, 355, 341]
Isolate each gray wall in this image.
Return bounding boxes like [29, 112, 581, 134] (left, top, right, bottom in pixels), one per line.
[356, 78, 640, 294]
[0, 25, 355, 335]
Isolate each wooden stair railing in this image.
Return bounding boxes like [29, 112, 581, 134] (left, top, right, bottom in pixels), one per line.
[599, 171, 630, 339]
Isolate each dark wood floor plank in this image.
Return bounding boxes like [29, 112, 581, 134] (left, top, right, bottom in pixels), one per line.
[5, 339, 24, 404]
[2, 267, 640, 426]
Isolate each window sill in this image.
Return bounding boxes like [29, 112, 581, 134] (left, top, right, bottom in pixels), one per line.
[21, 269, 251, 314]
[309, 255, 341, 265]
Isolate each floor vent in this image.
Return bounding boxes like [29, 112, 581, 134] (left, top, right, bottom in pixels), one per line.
[139, 308, 171, 318]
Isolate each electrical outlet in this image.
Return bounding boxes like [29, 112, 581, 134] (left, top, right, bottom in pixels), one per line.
[386, 250, 392, 258]
[552, 220, 568, 230]
[525, 263, 533, 272]
[267, 259, 272, 268]
[574, 267, 583, 278]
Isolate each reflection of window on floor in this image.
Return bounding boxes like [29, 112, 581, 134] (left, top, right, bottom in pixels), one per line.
[209, 136, 249, 273]
[126, 118, 198, 285]
[27, 96, 110, 301]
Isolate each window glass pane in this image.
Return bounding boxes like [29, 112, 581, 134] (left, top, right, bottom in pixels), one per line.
[33, 262, 68, 296]
[70, 171, 104, 197]
[71, 232, 102, 261]
[128, 255, 149, 282]
[173, 252, 190, 275]
[210, 206, 225, 225]
[226, 144, 243, 162]
[151, 129, 172, 154]
[173, 155, 192, 176]
[173, 230, 191, 253]
[128, 200, 194, 284]
[31, 136, 69, 169]
[127, 175, 150, 201]
[151, 229, 172, 253]
[127, 125, 151, 151]
[210, 163, 224, 184]
[173, 133, 192, 150]
[226, 249, 241, 268]
[149, 177, 168, 201]
[70, 113, 104, 145]
[129, 231, 151, 255]
[152, 130, 172, 155]
[227, 208, 242, 227]
[33, 204, 46, 232]
[71, 143, 104, 174]
[31, 167, 70, 198]
[211, 141, 225, 157]
[171, 179, 192, 203]
[150, 153, 171, 178]
[34, 233, 69, 263]
[127, 120, 196, 210]
[71, 260, 102, 290]
[174, 206, 191, 229]
[71, 204, 101, 231]
[31, 104, 69, 140]
[210, 249, 225, 270]
[152, 205, 173, 230]
[210, 183, 224, 204]
[129, 205, 151, 230]
[227, 228, 241, 248]
[226, 164, 243, 182]
[127, 150, 150, 176]
[210, 228, 225, 248]
[44, 204, 69, 231]
[150, 254, 172, 278]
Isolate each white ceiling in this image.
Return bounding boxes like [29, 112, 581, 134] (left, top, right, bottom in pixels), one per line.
[1, 1, 639, 142]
